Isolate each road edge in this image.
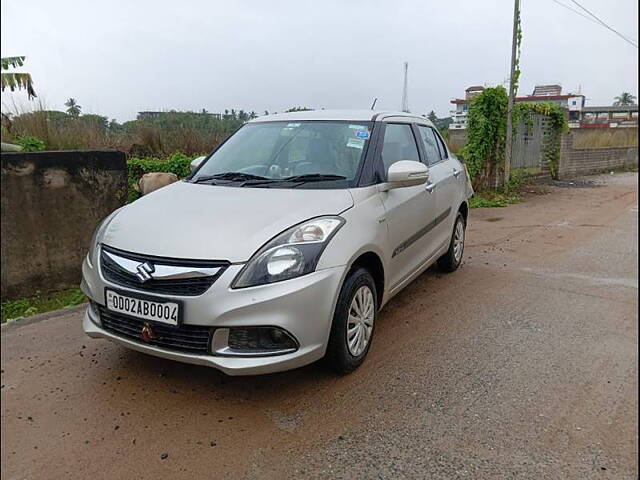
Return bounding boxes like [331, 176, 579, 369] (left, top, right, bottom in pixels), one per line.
[1, 303, 88, 331]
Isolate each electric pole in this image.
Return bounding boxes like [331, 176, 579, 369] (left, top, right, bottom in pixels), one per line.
[401, 62, 409, 113]
[504, 0, 520, 189]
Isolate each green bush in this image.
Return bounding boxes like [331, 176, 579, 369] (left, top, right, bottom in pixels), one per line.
[127, 151, 196, 202]
[17, 135, 46, 152]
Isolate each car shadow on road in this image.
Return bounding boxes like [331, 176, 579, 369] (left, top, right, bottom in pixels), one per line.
[94, 265, 447, 405]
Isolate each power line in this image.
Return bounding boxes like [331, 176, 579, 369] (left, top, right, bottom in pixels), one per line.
[566, 0, 638, 48]
[550, 0, 602, 26]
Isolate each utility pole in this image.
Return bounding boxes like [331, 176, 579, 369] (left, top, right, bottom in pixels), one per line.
[503, 0, 520, 189]
[401, 62, 409, 113]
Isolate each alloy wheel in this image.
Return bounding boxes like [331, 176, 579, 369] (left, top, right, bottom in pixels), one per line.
[346, 285, 375, 357]
[453, 218, 465, 263]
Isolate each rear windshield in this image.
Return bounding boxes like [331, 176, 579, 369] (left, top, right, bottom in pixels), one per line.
[195, 121, 373, 184]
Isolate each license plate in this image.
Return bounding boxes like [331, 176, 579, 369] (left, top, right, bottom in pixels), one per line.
[105, 289, 180, 326]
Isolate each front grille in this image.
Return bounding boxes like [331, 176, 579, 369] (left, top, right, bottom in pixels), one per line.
[100, 307, 211, 354]
[100, 245, 228, 296]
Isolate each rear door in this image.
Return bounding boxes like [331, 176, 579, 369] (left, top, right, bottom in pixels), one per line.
[416, 125, 459, 250]
[378, 122, 438, 289]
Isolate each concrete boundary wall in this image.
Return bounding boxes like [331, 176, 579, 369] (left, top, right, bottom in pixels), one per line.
[1, 150, 127, 300]
[559, 133, 638, 179]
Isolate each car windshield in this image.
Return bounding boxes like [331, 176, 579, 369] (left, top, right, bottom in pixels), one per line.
[192, 121, 373, 187]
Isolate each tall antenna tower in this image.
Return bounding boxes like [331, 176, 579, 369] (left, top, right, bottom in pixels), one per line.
[401, 61, 409, 112]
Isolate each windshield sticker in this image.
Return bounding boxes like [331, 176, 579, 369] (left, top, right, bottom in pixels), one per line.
[354, 129, 370, 140]
[349, 124, 366, 129]
[285, 123, 301, 128]
[347, 138, 365, 149]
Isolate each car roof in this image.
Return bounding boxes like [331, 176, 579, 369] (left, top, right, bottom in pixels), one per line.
[248, 109, 434, 125]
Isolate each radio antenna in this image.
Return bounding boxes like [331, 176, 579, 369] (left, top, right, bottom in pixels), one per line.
[370, 97, 378, 110]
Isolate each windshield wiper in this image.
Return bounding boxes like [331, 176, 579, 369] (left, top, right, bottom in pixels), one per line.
[191, 172, 269, 184]
[280, 174, 347, 183]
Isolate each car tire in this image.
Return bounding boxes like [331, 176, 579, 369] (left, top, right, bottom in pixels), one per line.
[325, 267, 378, 374]
[438, 211, 466, 273]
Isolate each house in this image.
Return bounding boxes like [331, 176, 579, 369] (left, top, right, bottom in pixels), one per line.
[449, 86, 485, 130]
[449, 84, 586, 129]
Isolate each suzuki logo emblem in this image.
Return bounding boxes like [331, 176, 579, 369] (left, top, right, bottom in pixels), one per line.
[135, 262, 155, 283]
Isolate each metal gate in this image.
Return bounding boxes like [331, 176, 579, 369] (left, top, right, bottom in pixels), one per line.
[512, 114, 550, 169]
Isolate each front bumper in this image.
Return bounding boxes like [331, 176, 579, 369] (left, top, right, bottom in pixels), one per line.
[81, 253, 347, 375]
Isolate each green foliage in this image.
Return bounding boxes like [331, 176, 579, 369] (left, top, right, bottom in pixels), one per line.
[512, 8, 522, 94]
[127, 152, 195, 202]
[460, 86, 508, 190]
[462, 85, 570, 189]
[284, 106, 313, 112]
[613, 92, 637, 106]
[1, 288, 86, 323]
[469, 191, 522, 209]
[80, 114, 109, 131]
[64, 98, 81, 117]
[16, 135, 45, 151]
[1, 56, 36, 99]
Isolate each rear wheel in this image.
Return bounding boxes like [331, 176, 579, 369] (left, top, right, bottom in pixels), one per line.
[438, 212, 466, 272]
[325, 267, 377, 373]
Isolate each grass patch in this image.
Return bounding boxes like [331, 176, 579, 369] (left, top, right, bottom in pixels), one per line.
[1, 288, 86, 323]
[603, 163, 638, 174]
[469, 191, 522, 208]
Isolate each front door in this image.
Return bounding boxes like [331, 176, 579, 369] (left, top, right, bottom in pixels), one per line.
[378, 123, 438, 290]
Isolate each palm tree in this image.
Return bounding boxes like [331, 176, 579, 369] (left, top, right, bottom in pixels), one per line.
[65, 98, 81, 117]
[613, 92, 637, 106]
[1, 56, 36, 99]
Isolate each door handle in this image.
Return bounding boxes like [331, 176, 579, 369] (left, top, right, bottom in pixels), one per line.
[453, 168, 461, 178]
[426, 181, 436, 193]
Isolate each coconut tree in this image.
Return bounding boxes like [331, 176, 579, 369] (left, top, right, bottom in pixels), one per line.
[613, 92, 637, 106]
[65, 98, 82, 117]
[1, 56, 36, 99]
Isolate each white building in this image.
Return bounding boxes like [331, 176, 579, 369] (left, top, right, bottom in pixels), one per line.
[449, 84, 586, 129]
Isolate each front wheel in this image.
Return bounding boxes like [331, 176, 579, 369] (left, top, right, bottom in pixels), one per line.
[325, 267, 377, 374]
[438, 212, 466, 272]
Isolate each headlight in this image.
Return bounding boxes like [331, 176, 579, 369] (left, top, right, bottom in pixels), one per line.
[87, 208, 122, 266]
[232, 216, 345, 288]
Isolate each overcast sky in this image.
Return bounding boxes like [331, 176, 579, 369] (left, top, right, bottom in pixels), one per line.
[2, 0, 638, 121]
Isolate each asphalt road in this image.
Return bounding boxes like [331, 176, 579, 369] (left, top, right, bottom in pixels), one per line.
[2, 173, 637, 480]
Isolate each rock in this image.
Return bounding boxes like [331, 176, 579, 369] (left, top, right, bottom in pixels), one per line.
[136, 173, 178, 196]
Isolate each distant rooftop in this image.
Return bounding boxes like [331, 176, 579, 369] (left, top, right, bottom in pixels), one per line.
[581, 105, 638, 113]
[532, 84, 563, 96]
[451, 84, 585, 104]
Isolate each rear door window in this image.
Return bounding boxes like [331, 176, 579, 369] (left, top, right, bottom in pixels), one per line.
[417, 126, 442, 166]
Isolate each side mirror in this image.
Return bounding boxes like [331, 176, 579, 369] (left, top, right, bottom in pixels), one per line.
[190, 155, 206, 173]
[384, 160, 429, 190]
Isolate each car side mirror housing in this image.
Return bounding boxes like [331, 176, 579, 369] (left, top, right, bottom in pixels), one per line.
[383, 160, 429, 191]
[190, 155, 206, 173]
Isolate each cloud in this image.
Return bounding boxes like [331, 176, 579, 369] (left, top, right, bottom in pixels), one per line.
[2, 0, 637, 121]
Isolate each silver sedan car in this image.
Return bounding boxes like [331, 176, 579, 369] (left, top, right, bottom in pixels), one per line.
[82, 110, 473, 375]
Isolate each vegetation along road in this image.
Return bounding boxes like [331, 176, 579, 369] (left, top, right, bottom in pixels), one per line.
[1, 173, 637, 479]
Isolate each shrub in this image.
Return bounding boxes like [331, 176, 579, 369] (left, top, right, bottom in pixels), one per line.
[460, 86, 508, 191]
[16, 135, 45, 151]
[127, 152, 196, 202]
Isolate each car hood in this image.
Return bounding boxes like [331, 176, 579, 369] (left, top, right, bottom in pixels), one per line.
[101, 181, 354, 262]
